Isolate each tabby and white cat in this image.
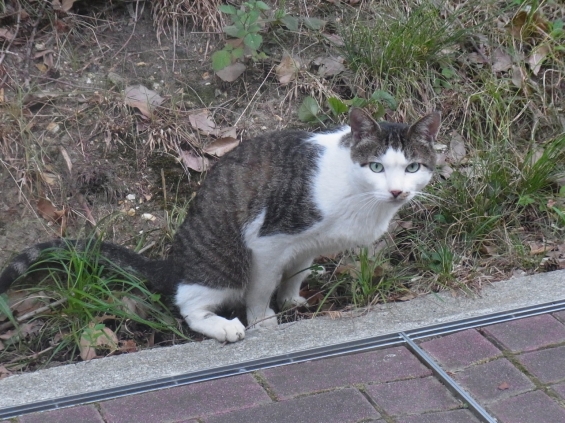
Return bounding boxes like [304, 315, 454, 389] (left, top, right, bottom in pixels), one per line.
[0, 108, 440, 343]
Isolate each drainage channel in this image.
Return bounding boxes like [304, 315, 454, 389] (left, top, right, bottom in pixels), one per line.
[2, 299, 565, 421]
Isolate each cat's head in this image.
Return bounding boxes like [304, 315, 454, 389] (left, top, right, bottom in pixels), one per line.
[343, 108, 440, 203]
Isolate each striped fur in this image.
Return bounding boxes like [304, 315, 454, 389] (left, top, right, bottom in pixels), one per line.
[0, 108, 440, 342]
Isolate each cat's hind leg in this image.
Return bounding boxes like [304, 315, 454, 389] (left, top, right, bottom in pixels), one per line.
[175, 284, 245, 343]
[277, 257, 314, 310]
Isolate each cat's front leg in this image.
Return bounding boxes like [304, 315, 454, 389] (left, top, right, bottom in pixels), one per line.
[276, 257, 315, 310]
[245, 260, 280, 329]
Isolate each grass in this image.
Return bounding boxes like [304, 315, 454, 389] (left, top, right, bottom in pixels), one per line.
[0, 0, 564, 370]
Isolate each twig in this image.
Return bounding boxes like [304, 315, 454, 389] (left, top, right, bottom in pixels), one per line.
[0, 298, 67, 332]
[234, 65, 274, 127]
[138, 241, 156, 255]
[110, 1, 140, 60]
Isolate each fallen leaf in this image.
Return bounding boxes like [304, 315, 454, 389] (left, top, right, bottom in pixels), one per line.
[119, 339, 138, 353]
[217, 126, 237, 139]
[509, 9, 549, 39]
[189, 110, 217, 135]
[498, 381, 510, 390]
[527, 44, 550, 76]
[141, 213, 156, 221]
[276, 53, 301, 85]
[203, 137, 240, 157]
[215, 62, 246, 82]
[511, 65, 525, 89]
[0, 28, 15, 41]
[529, 243, 553, 255]
[492, 47, 512, 73]
[314, 56, 345, 77]
[449, 132, 467, 163]
[37, 197, 65, 223]
[124, 85, 164, 118]
[322, 33, 344, 47]
[79, 323, 118, 361]
[0, 365, 10, 379]
[438, 164, 454, 179]
[179, 150, 210, 172]
[52, 0, 75, 12]
[59, 146, 73, 175]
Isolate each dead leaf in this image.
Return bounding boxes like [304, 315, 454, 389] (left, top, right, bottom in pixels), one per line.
[37, 197, 65, 223]
[509, 9, 549, 39]
[398, 293, 416, 301]
[52, 0, 75, 12]
[322, 33, 345, 47]
[79, 323, 118, 361]
[179, 150, 210, 172]
[438, 164, 454, 179]
[217, 126, 237, 139]
[529, 243, 553, 255]
[449, 132, 467, 163]
[215, 62, 246, 82]
[314, 56, 345, 77]
[119, 339, 138, 353]
[276, 53, 301, 85]
[511, 65, 525, 89]
[59, 146, 73, 175]
[203, 137, 240, 157]
[189, 110, 217, 135]
[0, 365, 10, 379]
[498, 381, 510, 390]
[527, 44, 550, 76]
[0, 28, 15, 41]
[124, 85, 164, 118]
[492, 48, 512, 73]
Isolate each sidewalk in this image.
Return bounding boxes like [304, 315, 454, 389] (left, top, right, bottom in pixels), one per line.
[2, 270, 565, 422]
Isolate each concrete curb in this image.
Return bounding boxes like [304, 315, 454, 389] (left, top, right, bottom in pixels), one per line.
[1, 269, 564, 408]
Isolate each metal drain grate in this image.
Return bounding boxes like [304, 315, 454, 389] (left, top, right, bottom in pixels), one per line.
[2, 299, 565, 421]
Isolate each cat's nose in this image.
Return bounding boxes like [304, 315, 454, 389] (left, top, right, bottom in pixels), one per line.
[390, 190, 403, 198]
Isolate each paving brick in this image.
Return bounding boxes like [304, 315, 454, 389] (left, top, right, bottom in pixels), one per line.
[489, 390, 565, 423]
[204, 388, 381, 423]
[395, 409, 481, 423]
[99, 374, 271, 423]
[365, 376, 460, 416]
[518, 345, 565, 384]
[482, 315, 565, 352]
[453, 358, 535, 404]
[553, 311, 565, 324]
[260, 346, 431, 399]
[19, 405, 104, 423]
[419, 329, 501, 371]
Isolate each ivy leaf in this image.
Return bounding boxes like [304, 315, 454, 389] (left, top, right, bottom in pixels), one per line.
[211, 49, 232, 71]
[371, 90, 397, 110]
[231, 47, 244, 60]
[244, 33, 262, 50]
[327, 97, 348, 116]
[247, 9, 260, 25]
[298, 96, 320, 122]
[219, 4, 237, 15]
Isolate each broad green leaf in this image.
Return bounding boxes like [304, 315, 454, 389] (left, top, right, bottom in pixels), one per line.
[247, 23, 261, 33]
[211, 49, 232, 71]
[255, 1, 270, 10]
[345, 97, 368, 108]
[371, 90, 398, 110]
[298, 96, 320, 122]
[231, 47, 244, 60]
[301, 17, 326, 30]
[219, 4, 237, 15]
[247, 9, 260, 25]
[327, 97, 348, 116]
[281, 15, 299, 31]
[244, 33, 263, 50]
[224, 25, 244, 38]
[373, 102, 386, 120]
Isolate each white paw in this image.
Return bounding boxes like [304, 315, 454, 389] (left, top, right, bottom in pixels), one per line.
[189, 316, 245, 343]
[247, 307, 278, 329]
[278, 295, 309, 310]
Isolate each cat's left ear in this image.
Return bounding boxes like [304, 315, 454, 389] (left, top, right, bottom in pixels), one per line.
[408, 111, 441, 144]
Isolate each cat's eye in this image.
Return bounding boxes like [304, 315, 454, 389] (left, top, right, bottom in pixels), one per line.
[369, 162, 384, 173]
[405, 163, 420, 173]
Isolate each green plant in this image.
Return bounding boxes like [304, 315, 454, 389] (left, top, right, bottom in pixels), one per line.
[212, 0, 270, 71]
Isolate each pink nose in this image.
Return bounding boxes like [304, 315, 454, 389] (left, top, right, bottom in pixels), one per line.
[390, 190, 402, 198]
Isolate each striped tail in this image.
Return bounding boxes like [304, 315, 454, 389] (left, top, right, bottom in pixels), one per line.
[0, 239, 177, 295]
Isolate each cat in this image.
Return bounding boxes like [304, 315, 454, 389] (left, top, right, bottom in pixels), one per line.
[0, 108, 440, 343]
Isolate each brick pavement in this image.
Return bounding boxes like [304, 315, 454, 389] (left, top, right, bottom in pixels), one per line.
[4, 312, 565, 423]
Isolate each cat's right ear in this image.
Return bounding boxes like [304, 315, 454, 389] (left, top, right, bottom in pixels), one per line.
[408, 111, 441, 144]
[349, 108, 380, 144]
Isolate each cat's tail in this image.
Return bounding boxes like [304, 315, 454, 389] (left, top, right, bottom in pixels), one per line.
[0, 239, 178, 295]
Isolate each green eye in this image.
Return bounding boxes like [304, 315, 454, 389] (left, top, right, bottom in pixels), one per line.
[406, 163, 420, 173]
[369, 162, 384, 173]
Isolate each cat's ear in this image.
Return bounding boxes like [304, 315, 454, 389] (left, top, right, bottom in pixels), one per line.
[349, 108, 380, 143]
[408, 111, 441, 144]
